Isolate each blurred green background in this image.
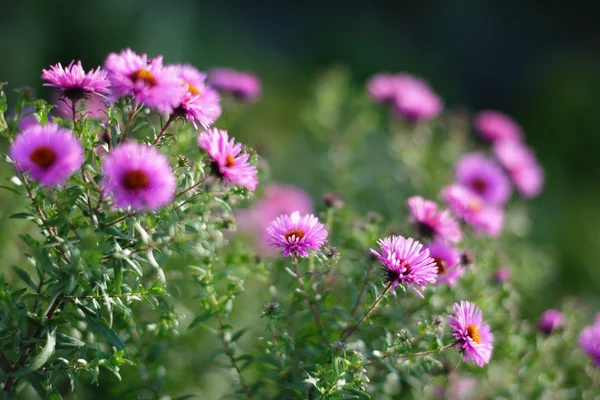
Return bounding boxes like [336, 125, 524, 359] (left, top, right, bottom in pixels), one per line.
[1, 0, 599, 313]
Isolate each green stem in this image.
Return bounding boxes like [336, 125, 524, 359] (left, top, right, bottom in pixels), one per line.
[151, 115, 175, 146]
[292, 256, 328, 343]
[349, 261, 375, 319]
[340, 281, 392, 342]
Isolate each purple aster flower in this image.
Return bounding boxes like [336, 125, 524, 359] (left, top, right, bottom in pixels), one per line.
[366, 73, 398, 104]
[456, 153, 512, 206]
[197, 128, 258, 191]
[165, 64, 222, 129]
[236, 183, 313, 255]
[427, 241, 464, 287]
[266, 211, 328, 258]
[447, 301, 494, 367]
[538, 309, 564, 334]
[370, 235, 437, 297]
[208, 68, 261, 102]
[493, 267, 512, 283]
[407, 196, 462, 243]
[9, 123, 84, 187]
[580, 315, 600, 366]
[42, 60, 110, 102]
[442, 184, 505, 237]
[474, 110, 523, 143]
[393, 74, 443, 122]
[102, 142, 176, 211]
[104, 48, 186, 114]
[493, 140, 544, 198]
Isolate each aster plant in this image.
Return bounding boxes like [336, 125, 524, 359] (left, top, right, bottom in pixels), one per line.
[0, 53, 596, 400]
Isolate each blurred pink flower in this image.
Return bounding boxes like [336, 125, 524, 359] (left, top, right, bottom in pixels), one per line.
[474, 110, 523, 143]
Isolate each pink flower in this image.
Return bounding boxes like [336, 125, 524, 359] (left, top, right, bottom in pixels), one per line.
[236, 183, 313, 255]
[42, 60, 110, 102]
[493, 267, 512, 283]
[538, 309, 564, 334]
[102, 143, 176, 211]
[104, 48, 186, 113]
[493, 140, 544, 198]
[456, 153, 512, 206]
[474, 110, 523, 143]
[208, 68, 261, 102]
[579, 315, 600, 366]
[392, 74, 443, 122]
[366, 73, 398, 104]
[426, 241, 464, 287]
[407, 196, 462, 243]
[442, 184, 505, 237]
[165, 64, 222, 129]
[197, 128, 258, 191]
[266, 211, 328, 258]
[448, 301, 494, 367]
[9, 123, 84, 187]
[370, 235, 437, 297]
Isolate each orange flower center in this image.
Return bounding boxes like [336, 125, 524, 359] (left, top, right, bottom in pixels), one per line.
[468, 199, 483, 212]
[185, 80, 201, 96]
[30, 146, 57, 169]
[123, 170, 149, 190]
[225, 154, 236, 167]
[131, 69, 157, 86]
[466, 324, 481, 344]
[284, 228, 305, 241]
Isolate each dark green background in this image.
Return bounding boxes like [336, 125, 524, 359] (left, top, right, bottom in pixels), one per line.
[1, 0, 599, 309]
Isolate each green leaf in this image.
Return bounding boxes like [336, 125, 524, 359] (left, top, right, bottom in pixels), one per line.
[231, 327, 250, 343]
[55, 333, 85, 348]
[84, 316, 126, 350]
[189, 313, 214, 330]
[9, 213, 34, 220]
[12, 327, 56, 377]
[12, 266, 38, 290]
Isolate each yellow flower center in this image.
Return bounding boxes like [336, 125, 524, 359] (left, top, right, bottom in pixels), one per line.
[131, 69, 157, 87]
[30, 146, 57, 169]
[466, 324, 481, 344]
[284, 228, 305, 241]
[468, 199, 483, 212]
[123, 170, 149, 190]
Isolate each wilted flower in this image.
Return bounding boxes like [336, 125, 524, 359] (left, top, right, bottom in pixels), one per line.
[9, 123, 84, 187]
[102, 142, 176, 211]
[104, 48, 185, 113]
[493, 140, 544, 198]
[447, 301, 494, 367]
[208, 68, 261, 101]
[579, 315, 600, 366]
[266, 211, 328, 258]
[370, 235, 437, 297]
[537, 309, 564, 334]
[407, 196, 462, 243]
[42, 60, 110, 102]
[198, 128, 258, 191]
[165, 64, 222, 129]
[474, 110, 523, 143]
[456, 153, 511, 206]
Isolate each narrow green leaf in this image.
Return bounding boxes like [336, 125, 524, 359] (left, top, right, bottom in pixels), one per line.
[13, 266, 38, 289]
[231, 327, 250, 343]
[189, 313, 214, 330]
[12, 327, 56, 377]
[10, 213, 34, 220]
[84, 316, 126, 350]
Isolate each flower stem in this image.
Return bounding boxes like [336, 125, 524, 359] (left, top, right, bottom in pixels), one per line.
[349, 261, 375, 319]
[151, 115, 175, 146]
[292, 256, 328, 343]
[393, 343, 455, 359]
[121, 100, 137, 143]
[340, 281, 392, 342]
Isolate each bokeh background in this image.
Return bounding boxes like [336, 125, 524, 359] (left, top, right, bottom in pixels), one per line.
[1, 0, 599, 316]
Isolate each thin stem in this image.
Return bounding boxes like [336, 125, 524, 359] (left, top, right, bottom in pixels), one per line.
[392, 343, 455, 360]
[176, 178, 205, 198]
[412, 323, 437, 344]
[340, 281, 392, 342]
[592, 367, 599, 390]
[70, 99, 78, 126]
[151, 115, 175, 146]
[0, 351, 13, 371]
[292, 256, 328, 343]
[80, 167, 96, 228]
[4, 294, 64, 392]
[121, 101, 138, 143]
[63, 292, 144, 301]
[349, 261, 375, 319]
[325, 208, 334, 236]
[19, 171, 53, 235]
